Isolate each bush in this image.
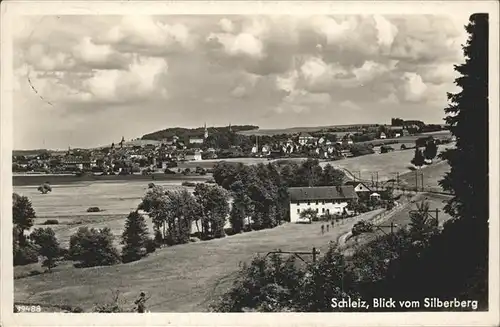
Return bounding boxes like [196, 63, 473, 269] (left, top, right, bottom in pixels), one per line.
[87, 207, 101, 213]
[69, 227, 120, 268]
[14, 244, 39, 266]
[42, 219, 59, 225]
[164, 168, 176, 174]
[181, 181, 197, 187]
[29, 269, 42, 276]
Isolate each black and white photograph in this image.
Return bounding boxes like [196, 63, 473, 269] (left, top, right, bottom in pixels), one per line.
[1, 1, 498, 326]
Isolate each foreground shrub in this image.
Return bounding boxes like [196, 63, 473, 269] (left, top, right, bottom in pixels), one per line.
[69, 227, 120, 267]
[14, 243, 39, 266]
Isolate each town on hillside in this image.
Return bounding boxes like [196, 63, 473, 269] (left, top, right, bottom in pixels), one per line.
[12, 119, 451, 177]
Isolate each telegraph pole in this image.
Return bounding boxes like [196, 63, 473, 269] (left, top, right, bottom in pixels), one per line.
[415, 170, 419, 192]
[421, 173, 424, 192]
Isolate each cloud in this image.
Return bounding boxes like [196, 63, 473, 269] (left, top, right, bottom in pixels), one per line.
[373, 15, 398, 48]
[219, 18, 234, 33]
[12, 14, 470, 149]
[82, 56, 169, 103]
[401, 72, 428, 102]
[99, 16, 194, 55]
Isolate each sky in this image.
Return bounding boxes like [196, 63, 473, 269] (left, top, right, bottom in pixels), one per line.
[12, 14, 469, 150]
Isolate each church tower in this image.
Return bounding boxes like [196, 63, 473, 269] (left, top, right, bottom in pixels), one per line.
[204, 123, 209, 139]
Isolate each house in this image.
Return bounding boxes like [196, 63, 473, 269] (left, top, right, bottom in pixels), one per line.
[298, 133, 315, 146]
[185, 150, 202, 161]
[340, 149, 353, 158]
[189, 137, 204, 144]
[344, 181, 372, 199]
[288, 186, 358, 223]
[342, 133, 354, 145]
[380, 132, 387, 139]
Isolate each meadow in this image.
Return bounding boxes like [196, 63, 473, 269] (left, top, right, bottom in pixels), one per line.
[320, 143, 454, 182]
[14, 209, 384, 312]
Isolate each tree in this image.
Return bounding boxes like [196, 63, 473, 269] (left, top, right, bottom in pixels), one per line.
[410, 148, 425, 168]
[321, 164, 345, 186]
[408, 201, 438, 246]
[163, 190, 199, 244]
[436, 13, 489, 304]
[69, 227, 121, 267]
[138, 186, 168, 240]
[121, 211, 149, 263]
[439, 13, 488, 223]
[12, 193, 36, 246]
[194, 184, 230, 239]
[30, 227, 61, 271]
[423, 140, 438, 161]
[229, 181, 251, 233]
[299, 208, 318, 223]
[37, 183, 52, 194]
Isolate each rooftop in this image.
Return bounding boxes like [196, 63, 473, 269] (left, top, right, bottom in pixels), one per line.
[288, 185, 358, 201]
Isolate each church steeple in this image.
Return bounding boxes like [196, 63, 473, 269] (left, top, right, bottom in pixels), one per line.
[204, 123, 209, 139]
[229, 123, 232, 133]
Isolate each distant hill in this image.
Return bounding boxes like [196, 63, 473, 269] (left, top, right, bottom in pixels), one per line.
[141, 125, 259, 141]
[236, 124, 381, 136]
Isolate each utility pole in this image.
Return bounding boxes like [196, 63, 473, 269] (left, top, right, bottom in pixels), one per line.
[435, 208, 439, 226]
[376, 171, 379, 190]
[421, 173, 424, 192]
[396, 172, 400, 185]
[415, 170, 419, 192]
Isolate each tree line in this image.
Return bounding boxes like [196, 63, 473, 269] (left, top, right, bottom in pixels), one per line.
[212, 159, 346, 232]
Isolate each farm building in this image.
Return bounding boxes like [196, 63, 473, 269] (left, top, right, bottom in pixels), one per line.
[298, 133, 315, 145]
[189, 137, 204, 144]
[344, 181, 372, 200]
[288, 186, 358, 223]
[185, 150, 202, 161]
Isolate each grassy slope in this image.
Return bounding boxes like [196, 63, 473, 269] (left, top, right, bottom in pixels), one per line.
[14, 210, 384, 312]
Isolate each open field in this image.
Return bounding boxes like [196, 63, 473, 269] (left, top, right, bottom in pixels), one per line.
[341, 193, 453, 256]
[13, 173, 210, 187]
[397, 160, 451, 192]
[14, 209, 384, 312]
[14, 180, 194, 218]
[320, 144, 454, 182]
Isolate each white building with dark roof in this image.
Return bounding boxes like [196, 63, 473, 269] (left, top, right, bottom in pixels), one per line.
[288, 185, 358, 223]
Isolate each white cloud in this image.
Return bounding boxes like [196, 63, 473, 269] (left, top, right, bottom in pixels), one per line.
[82, 56, 168, 102]
[102, 16, 193, 51]
[72, 37, 114, 64]
[276, 70, 299, 93]
[311, 16, 354, 44]
[352, 60, 395, 84]
[219, 18, 234, 33]
[300, 57, 348, 90]
[401, 72, 428, 102]
[373, 15, 398, 47]
[208, 32, 264, 58]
